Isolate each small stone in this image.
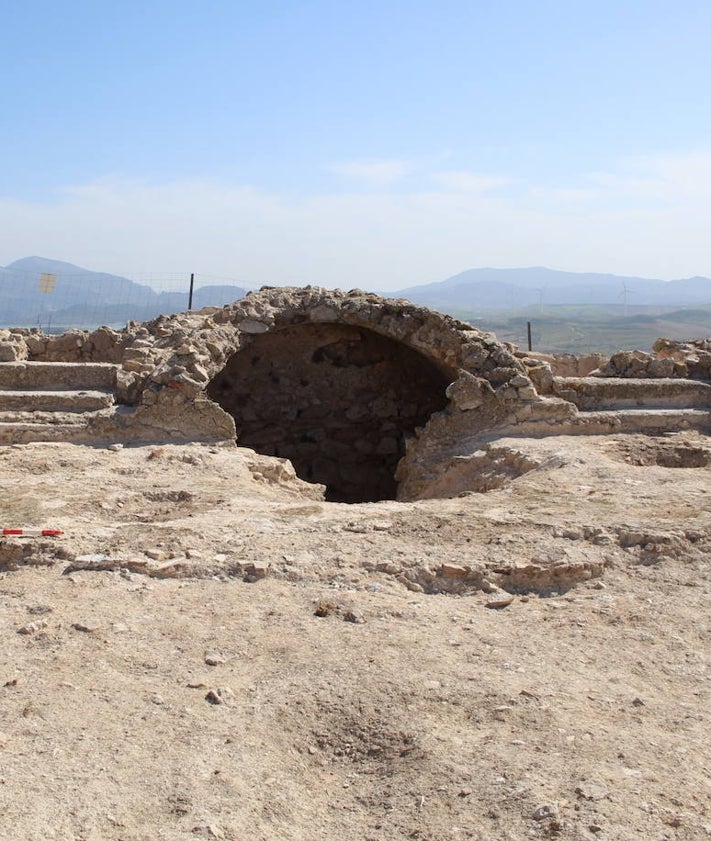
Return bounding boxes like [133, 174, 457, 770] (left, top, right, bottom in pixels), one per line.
[205, 687, 234, 706]
[532, 804, 558, 822]
[72, 620, 100, 633]
[576, 781, 609, 802]
[510, 373, 531, 387]
[239, 319, 269, 334]
[153, 560, 190, 578]
[439, 563, 468, 579]
[314, 601, 336, 617]
[204, 649, 229, 666]
[145, 549, 166, 561]
[18, 620, 47, 635]
[376, 562, 399, 574]
[486, 593, 515, 609]
[632, 697, 645, 707]
[107, 443, 123, 452]
[244, 562, 268, 581]
[27, 605, 53, 616]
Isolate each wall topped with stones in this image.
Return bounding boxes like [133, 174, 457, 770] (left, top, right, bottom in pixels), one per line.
[6, 289, 706, 500]
[592, 338, 711, 381]
[0, 288, 569, 498]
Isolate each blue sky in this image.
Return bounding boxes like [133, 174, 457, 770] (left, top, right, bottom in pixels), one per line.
[3, 0, 711, 288]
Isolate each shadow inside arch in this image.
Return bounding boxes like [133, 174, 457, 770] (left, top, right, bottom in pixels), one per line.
[206, 322, 452, 502]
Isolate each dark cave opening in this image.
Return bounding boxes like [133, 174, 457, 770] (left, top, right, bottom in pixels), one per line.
[206, 323, 451, 503]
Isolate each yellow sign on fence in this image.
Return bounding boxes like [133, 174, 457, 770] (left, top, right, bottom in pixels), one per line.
[38, 273, 56, 293]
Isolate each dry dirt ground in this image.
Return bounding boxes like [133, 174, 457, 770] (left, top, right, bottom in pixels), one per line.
[0, 431, 708, 841]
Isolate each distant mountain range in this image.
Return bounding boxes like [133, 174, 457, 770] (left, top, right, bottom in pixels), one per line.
[2, 258, 710, 331]
[391, 267, 711, 310]
[0, 257, 248, 329]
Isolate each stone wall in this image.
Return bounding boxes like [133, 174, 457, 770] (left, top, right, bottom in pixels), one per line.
[0, 326, 129, 363]
[514, 350, 609, 394]
[593, 338, 711, 380]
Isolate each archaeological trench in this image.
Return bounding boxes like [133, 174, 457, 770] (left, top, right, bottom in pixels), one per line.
[0, 286, 710, 501]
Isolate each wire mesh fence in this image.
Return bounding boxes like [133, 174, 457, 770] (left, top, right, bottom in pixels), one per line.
[0, 262, 249, 332]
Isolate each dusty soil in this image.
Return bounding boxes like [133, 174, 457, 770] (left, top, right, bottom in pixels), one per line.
[0, 431, 708, 841]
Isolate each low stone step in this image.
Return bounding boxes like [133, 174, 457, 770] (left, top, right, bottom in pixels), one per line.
[0, 362, 119, 390]
[554, 377, 711, 410]
[0, 389, 114, 413]
[0, 420, 92, 445]
[574, 407, 711, 434]
[0, 409, 94, 425]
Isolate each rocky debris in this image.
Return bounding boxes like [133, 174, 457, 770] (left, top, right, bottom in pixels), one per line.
[606, 437, 710, 468]
[0, 331, 29, 362]
[313, 600, 365, 623]
[247, 455, 325, 499]
[400, 443, 543, 500]
[591, 338, 711, 381]
[0, 538, 67, 571]
[654, 337, 711, 380]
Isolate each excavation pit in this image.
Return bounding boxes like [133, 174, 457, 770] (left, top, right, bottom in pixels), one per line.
[206, 323, 452, 503]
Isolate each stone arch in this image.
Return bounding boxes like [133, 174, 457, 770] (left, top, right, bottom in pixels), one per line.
[206, 320, 454, 502]
[129, 287, 542, 500]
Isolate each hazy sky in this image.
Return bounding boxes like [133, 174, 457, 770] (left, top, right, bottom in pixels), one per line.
[3, 0, 711, 289]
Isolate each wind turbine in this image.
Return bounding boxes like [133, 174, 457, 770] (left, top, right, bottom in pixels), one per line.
[618, 281, 634, 318]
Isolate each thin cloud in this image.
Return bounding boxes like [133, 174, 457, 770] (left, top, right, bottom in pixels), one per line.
[329, 159, 413, 186]
[430, 170, 515, 193]
[3, 151, 711, 288]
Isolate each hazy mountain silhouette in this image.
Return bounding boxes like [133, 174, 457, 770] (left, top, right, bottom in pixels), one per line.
[393, 267, 711, 309]
[0, 257, 248, 328]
